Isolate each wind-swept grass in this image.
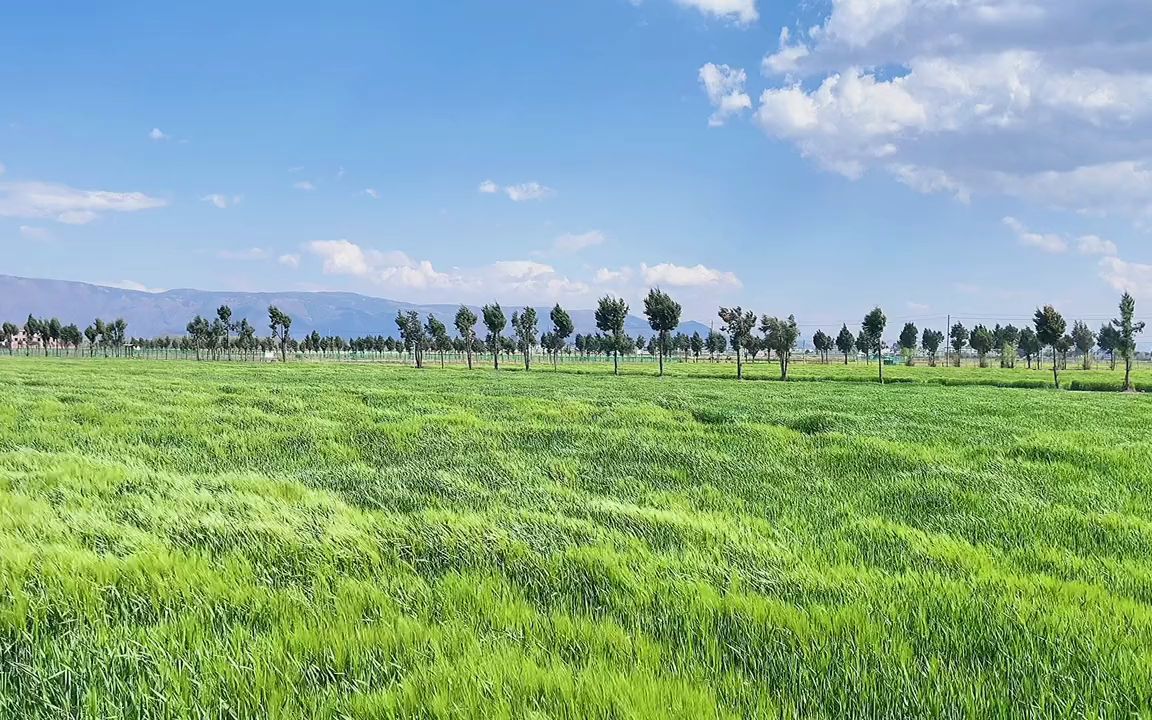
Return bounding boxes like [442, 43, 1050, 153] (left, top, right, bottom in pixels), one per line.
[0, 359, 1150, 718]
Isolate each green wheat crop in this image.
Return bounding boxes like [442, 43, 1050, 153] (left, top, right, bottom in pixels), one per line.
[1, 359, 1150, 718]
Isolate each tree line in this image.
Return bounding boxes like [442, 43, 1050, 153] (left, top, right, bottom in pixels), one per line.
[5, 292, 1145, 391]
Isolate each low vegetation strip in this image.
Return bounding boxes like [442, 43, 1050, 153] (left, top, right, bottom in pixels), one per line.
[1, 360, 1150, 718]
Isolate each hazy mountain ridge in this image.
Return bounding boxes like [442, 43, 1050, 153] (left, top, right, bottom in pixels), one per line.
[0, 275, 711, 340]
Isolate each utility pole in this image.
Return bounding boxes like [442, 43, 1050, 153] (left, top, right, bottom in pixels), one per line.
[946, 313, 951, 367]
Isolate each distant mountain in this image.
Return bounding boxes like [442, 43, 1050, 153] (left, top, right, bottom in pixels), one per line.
[0, 275, 711, 340]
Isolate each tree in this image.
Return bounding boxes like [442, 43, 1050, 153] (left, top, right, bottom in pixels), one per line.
[921, 328, 944, 366]
[1112, 292, 1145, 392]
[969, 325, 995, 368]
[595, 296, 629, 375]
[812, 329, 833, 364]
[216, 305, 234, 359]
[761, 315, 800, 380]
[268, 306, 292, 362]
[1018, 327, 1041, 369]
[186, 315, 211, 360]
[47, 318, 62, 356]
[549, 304, 574, 369]
[643, 288, 681, 377]
[3, 322, 21, 355]
[835, 324, 855, 364]
[705, 329, 727, 361]
[993, 324, 1020, 368]
[1071, 320, 1096, 370]
[454, 306, 479, 370]
[23, 315, 40, 356]
[862, 307, 887, 383]
[425, 314, 450, 368]
[393, 311, 423, 368]
[482, 303, 506, 370]
[1033, 305, 1067, 388]
[689, 331, 704, 362]
[949, 323, 969, 367]
[718, 306, 756, 380]
[1097, 324, 1120, 370]
[237, 319, 256, 359]
[511, 307, 538, 371]
[61, 324, 82, 354]
[898, 322, 918, 366]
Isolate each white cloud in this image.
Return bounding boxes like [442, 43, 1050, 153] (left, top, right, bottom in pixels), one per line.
[640, 262, 742, 288]
[479, 179, 557, 201]
[553, 230, 606, 253]
[216, 247, 269, 261]
[1098, 256, 1152, 297]
[595, 267, 633, 284]
[733, 0, 1152, 217]
[104, 279, 166, 293]
[293, 181, 316, 191]
[201, 193, 242, 209]
[503, 182, 555, 202]
[1002, 216, 1068, 254]
[1077, 235, 1119, 256]
[674, 0, 758, 24]
[363, 188, 381, 199]
[278, 253, 301, 268]
[699, 63, 752, 127]
[149, 128, 169, 141]
[18, 225, 50, 240]
[0, 181, 166, 224]
[305, 239, 593, 300]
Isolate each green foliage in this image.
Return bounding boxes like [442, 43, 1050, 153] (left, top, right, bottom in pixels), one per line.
[761, 314, 800, 380]
[1112, 292, 1145, 391]
[595, 296, 630, 376]
[718, 306, 756, 380]
[643, 288, 682, 377]
[969, 325, 995, 367]
[835, 324, 855, 364]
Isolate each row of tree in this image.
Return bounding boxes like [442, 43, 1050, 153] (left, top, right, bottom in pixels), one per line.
[7, 292, 1145, 391]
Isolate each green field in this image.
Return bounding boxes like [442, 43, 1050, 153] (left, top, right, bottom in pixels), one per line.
[2, 359, 1151, 718]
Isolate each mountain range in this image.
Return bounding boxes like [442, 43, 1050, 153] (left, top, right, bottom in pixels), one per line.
[0, 275, 712, 340]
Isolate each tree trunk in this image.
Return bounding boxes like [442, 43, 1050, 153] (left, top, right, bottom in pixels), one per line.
[613, 346, 619, 376]
[658, 332, 665, 377]
[1052, 348, 1060, 389]
[1124, 357, 1134, 392]
[736, 346, 743, 380]
[467, 347, 473, 370]
[779, 353, 788, 381]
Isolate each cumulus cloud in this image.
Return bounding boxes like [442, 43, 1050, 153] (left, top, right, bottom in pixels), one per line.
[503, 182, 555, 202]
[202, 193, 242, 209]
[304, 239, 594, 300]
[721, 0, 1152, 217]
[640, 262, 742, 288]
[699, 63, 752, 126]
[216, 247, 269, 261]
[104, 279, 166, 293]
[673, 0, 758, 24]
[1098, 256, 1152, 297]
[363, 188, 381, 199]
[595, 267, 633, 284]
[278, 253, 301, 268]
[479, 179, 556, 201]
[553, 230, 606, 253]
[1002, 217, 1068, 254]
[293, 180, 316, 191]
[149, 128, 169, 141]
[0, 181, 166, 224]
[1077, 235, 1119, 257]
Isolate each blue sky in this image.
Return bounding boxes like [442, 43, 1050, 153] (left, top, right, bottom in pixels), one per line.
[2, 0, 1150, 328]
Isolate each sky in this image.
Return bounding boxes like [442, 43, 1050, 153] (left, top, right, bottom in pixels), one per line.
[2, 0, 1151, 331]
